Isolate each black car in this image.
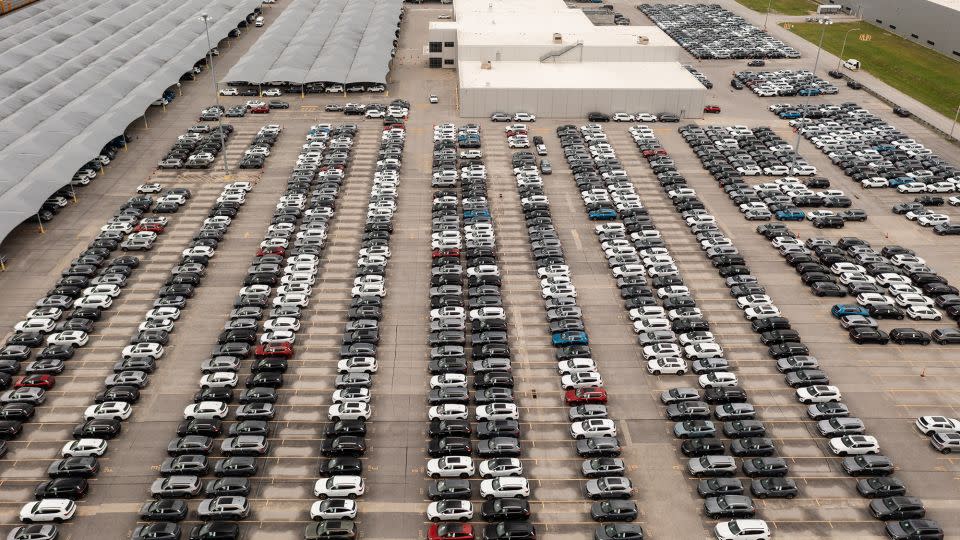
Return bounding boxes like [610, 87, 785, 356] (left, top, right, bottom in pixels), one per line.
[428, 479, 472, 500]
[680, 438, 725, 457]
[751, 477, 798, 499]
[34, 478, 89, 500]
[140, 499, 188, 521]
[47, 457, 99, 478]
[133, 523, 182, 540]
[590, 500, 638, 522]
[205, 478, 251, 497]
[482, 522, 537, 540]
[889, 328, 931, 345]
[587, 112, 610, 122]
[731, 437, 776, 457]
[73, 419, 121, 439]
[884, 519, 943, 540]
[857, 477, 907, 498]
[480, 498, 531, 521]
[849, 327, 890, 344]
[318, 457, 362, 477]
[189, 522, 240, 540]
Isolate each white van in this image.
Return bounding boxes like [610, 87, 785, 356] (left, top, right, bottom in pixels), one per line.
[255, 16, 264, 27]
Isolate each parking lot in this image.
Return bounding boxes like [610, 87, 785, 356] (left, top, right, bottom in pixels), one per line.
[1, 0, 959, 539]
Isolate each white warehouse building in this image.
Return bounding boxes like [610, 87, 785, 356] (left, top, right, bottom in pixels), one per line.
[427, 0, 706, 118]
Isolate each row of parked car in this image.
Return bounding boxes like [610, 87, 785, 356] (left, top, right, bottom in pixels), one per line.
[0, 194, 191, 504]
[158, 124, 234, 170]
[568, 123, 792, 539]
[678, 124, 869, 227]
[238, 125, 283, 169]
[733, 70, 837, 98]
[9, 176, 253, 535]
[507, 125, 649, 539]
[637, 3, 799, 59]
[757, 226, 960, 339]
[915, 415, 960, 454]
[770, 102, 960, 235]
[620, 129, 943, 539]
[309, 121, 403, 540]
[683, 65, 713, 89]
[422, 122, 539, 540]
[35, 135, 128, 224]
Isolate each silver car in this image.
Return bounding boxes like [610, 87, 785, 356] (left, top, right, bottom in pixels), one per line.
[150, 475, 202, 498]
[688, 456, 737, 477]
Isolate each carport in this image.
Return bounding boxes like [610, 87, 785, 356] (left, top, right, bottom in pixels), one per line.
[0, 0, 261, 247]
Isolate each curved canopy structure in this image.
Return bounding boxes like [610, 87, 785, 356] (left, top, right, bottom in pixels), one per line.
[222, 0, 403, 86]
[0, 0, 260, 246]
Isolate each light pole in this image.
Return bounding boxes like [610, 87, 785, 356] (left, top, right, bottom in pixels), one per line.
[763, 0, 774, 30]
[795, 24, 827, 151]
[837, 26, 860, 70]
[200, 14, 230, 177]
[950, 104, 960, 140]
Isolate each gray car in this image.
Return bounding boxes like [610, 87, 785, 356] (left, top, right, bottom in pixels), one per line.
[6, 525, 59, 540]
[638, 330, 677, 346]
[714, 403, 756, 421]
[840, 315, 879, 329]
[817, 417, 865, 436]
[704, 495, 756, 518]
[150, 475, 202, 498]
[688, 455, 737, 477]
[660, 387, 700, 404]
[570, 405, 608, 421]
[584, 477, 633, 500]
[665, 401, 711, 421]
[776, 356, 820, 373]
[0, 387, 46, 405]
[581, 458, 625, 478]
[221, 436, 269, 456]
[692, 358, 729, 374]
[197, 496, 249, 520]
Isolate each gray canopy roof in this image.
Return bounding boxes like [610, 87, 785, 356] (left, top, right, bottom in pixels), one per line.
[222, 0, 403, 86]
[0, 0, 260, 246]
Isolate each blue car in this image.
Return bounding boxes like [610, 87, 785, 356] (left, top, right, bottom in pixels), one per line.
[779, 111, 802, 119]
[588, 209, 618, 221]
[552, 331, 589, 346]
[831, 304, 869, 318]
[463, 210, 490, 219]
[887, 177, 913, 187]
[776, 209, 805, 221]
[798, 88, 821, 96]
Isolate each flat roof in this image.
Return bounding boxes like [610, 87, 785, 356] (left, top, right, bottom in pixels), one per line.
[458, 61, 704, 89]
[456, 26, 675, 48]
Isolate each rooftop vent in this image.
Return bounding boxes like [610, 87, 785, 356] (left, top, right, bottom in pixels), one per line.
[553, 33, 562, 43]
[637, 35, 649, 44]
[481, 61, 492, 69]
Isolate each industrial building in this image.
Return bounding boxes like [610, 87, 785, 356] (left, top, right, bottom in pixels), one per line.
[834, 0, 960, 59]
[428, 0, 705, 118]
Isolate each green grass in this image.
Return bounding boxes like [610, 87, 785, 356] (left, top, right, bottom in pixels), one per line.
[734, 0, 817, 16]
[784, 21, 960, 119]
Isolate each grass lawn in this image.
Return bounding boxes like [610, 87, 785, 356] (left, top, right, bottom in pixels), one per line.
[784, 21, 960, 119]
[734, 0, 817, 16]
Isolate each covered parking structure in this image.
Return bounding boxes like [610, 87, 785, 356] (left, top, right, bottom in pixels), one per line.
[221, 0, 404, 90]
[0, 0, 261, 246]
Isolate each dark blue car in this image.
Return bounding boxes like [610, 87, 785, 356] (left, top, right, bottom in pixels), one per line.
[552, 331, 589, 346]
[831, 304, 869, 318]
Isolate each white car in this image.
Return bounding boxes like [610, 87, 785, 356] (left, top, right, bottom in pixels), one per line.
[309, 499, 358, 520]
[796, 385, 842, 403]
[470, 307, 505, 321]
[313, 476, 365, 498]
[328, 402, 370, 421]
[338, 357, 378, 373]
[430, 373, 468, 388]
[274, 293, 310, 307]
[46, 331, 89, 348]
[699, 372, 738, 388]
[182, 246, 215, 258]
[61, 438, 108, 457]
[261, 88, 282, 97]
[200, 372, 239, 389]
[480, 477, 530, 500]
[145, 307, 180, 320]
[121, 343, 163, 360]
[829, 435, 880, 455]
[19, 499, 77, 523]
[917, 214, 950, 227]
[426, 500, 473, 522]
[635, 113, 658, 122]
[715, 519, 770, 540]
[429, 404, 468, 420]
[219, 87, 239, 96]
[906, 305, 942, 320]
[684, 343, 723, 359]
[557, 358, 597, 375]
[83, 401, 132, 421]
[642, 343, 681, 359]
[332, 388, 370, 404]
[513, 112, 536, 122]
[476, 403, 519, 421]
[14, 318, 56, 334]
[561, 372, 603, 389]
[743, 305, 781, 320]
[896, 182, 927, 193]
[137, 183, 163, 193]
[915, 416, 960, 435]
[612, 113, 635, 122]
[570, 419, 617, 439]
[856, 293, 893, 307]
[479, 458, 523, 478]
[646, 357, 687, 375]
[860, 177, 888, 188]
[73, 294, 113, 309]
[427, 456, 475, 478]
[634, 318, 671, 333]
[735, 295, 772, 309]
[184, 401, 229, 420]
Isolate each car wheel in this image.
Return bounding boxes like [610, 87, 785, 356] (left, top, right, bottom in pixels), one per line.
[331, 417, 340, 422]
[53, 518, 63, 523]
[652, 370, 661, 375]
[460, 517, 469, 522]
[431, 473, 440, 479]
[485, 495, 495, 500]
[431, 517, 440, 523]
[941, 448, 952, 454]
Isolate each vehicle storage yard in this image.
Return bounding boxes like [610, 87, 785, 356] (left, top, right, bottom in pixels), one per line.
[1, 0, 959, 539]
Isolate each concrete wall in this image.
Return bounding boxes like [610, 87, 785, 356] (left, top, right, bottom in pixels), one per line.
[457, 42, 679, 63]
[427, 27, 458, 68]
[459, 86, 705, 118]
[836, 0, 960, 59]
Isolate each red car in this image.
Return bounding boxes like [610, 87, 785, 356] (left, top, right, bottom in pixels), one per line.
[564, 387, 607, 405]
[505, 129, 527, 137]
[432, 248, 461, 258]
[642, 148, 668, 157]
[257, 246, 285, 257]
[255, 342, 294, 358]
[429, 523, 474, 540]
[251, 105, 270, 114]
[134, 223, 165, 233]
[383, 123, 405, 130]
[15, 374, 56, 390]
[704, 105, 721, 114]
